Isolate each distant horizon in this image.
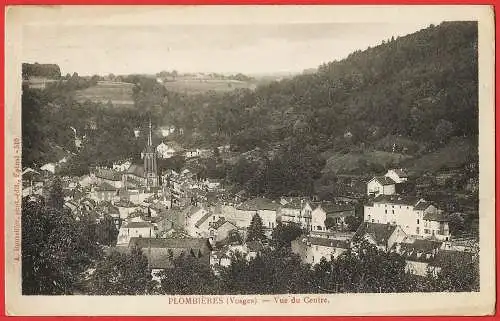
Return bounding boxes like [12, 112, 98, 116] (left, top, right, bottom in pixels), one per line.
[22, 21, 444, 77]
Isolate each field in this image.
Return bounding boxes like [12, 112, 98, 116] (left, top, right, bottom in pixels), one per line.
[163, 79, 256, 94]
[75, 81, 135, 107]
[321, 150, 411, 175]
[402, 137, 477, 174]
[320, 137, 476, 176]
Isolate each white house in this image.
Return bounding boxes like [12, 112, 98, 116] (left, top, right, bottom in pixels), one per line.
[184, 206, 210, 237]
[363, 195, 450, 241]
[366, 176, 396, 196]
[385, 169, 409, 184]
[279, 199, 313, 230]
[311, 205, 327, 232]
[113, 160, 132, 172]
[156, 142, 177, 159]
[185, 149, 201, 158]
[116, 221, 157, 245]
[291, 236, 350, 265]
[236, 197, 280, 231]
[40, 163, 56, 174]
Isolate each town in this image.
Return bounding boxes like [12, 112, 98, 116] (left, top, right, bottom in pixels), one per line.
[20, 20, 480, 295]
[21, 118, 479, 294]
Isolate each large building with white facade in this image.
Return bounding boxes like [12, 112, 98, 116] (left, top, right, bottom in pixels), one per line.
[363, 195, 450, 241]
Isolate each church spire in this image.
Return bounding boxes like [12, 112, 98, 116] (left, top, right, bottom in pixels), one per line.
[148, 117, 152, 146]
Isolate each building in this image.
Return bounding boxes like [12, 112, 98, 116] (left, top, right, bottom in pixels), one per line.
[208, 217, 239, 244]
[385, 169, 409, 183]
[278, 199, 313, 230]
[291, 236, 350, 265]
[366, 176, 396, 196]
[363, 195, 450, 241]
[128, 237, 212, 280]
[142, 120, 159, 188]
[353, 222, 407, 251]
[367, 169, 410, 196]
[90, 182, 118, 203]
[185, 149, 201, 158]
[93, 168, 123, 189]
[117, 220, 157, 245]
[395, 239, 443, 276]
[156, 142, 177, 159]
[312, 203, 355, 232]
[236, 197, 280, 231]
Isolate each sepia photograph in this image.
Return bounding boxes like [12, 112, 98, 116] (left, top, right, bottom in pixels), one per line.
[5, 5, 495, 316]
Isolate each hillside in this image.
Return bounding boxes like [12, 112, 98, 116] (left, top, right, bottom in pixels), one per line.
[162, 22, 478, 171]
[22, 21, 479, 196]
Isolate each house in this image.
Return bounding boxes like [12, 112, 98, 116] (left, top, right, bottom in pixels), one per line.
[366, 176, 396, 196]
[385, 169, 409, 184]
[40, 163, 56, 174]
[113, 160, 132, 172]
[422, 210, 451, 241]
[156, 142, 177, 159]
[312, 203, 355, 232]
[183, 205, 209, 237]
[116, 220, 158, 245]
[128, 237, 212, 281]
[124, 164, 147, 187]
[291, 236, 350, 265]
[363, 195, 450, 241]
[353, 222, 407, 252]
[204, 178, 222, 191]
[236, 197, 280, 231]
[90, 182, 118, 203]
[395, 239, 443, 277]
[278, 199, 313, 230]
[208, 217, 239, 244]
[185, 149, 201, 158]
[159, 125, 176, 137]
[93, 168, 123, 189]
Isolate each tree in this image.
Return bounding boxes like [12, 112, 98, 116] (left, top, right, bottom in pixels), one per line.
[246, 214, 266, 242]
[157, 253, 219, 294]
[96, 215, 119, 246]
[434, 119, 455, 145]
[47, 177, 64, 211]
[22, 196, 102, 295]
[344, 215, 362, 232]
[271, 222, 303, 249]
[86, 246, 155, 295]
[218, 248, 314, 294]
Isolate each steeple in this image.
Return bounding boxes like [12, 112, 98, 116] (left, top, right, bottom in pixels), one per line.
[143, 117, 158, 188]
[148, 118, 153, 147]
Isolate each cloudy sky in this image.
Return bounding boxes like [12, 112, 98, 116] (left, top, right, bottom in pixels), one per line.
[21, 8, 445, 76]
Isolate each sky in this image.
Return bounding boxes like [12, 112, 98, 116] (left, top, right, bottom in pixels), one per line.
[22, 19, 444, 76]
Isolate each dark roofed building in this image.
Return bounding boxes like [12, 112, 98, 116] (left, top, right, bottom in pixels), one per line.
[128, 237, 212, 270]
[237, 197, 280, 211]
[353, 222, 407, 251]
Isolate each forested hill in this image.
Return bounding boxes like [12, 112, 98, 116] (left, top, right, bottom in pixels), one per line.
[167, 21, 477, 154]
[22, 63, 62, 79]
[22, 21, 478, 192]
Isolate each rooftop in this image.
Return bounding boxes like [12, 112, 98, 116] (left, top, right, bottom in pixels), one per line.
[237, 197, 280, 211]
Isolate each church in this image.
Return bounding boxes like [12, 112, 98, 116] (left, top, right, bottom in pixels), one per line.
[123, 120, 159, 190]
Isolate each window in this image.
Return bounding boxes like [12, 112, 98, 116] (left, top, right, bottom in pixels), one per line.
[385, 210, 387, 214]
[392, 210, 395, 214]
[416, 227, 420, 234]
[424, 229, 430, 234]
[417, 219, 420, 224]
[371, 219, 375, 223]
[317, 226, 322, 231]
